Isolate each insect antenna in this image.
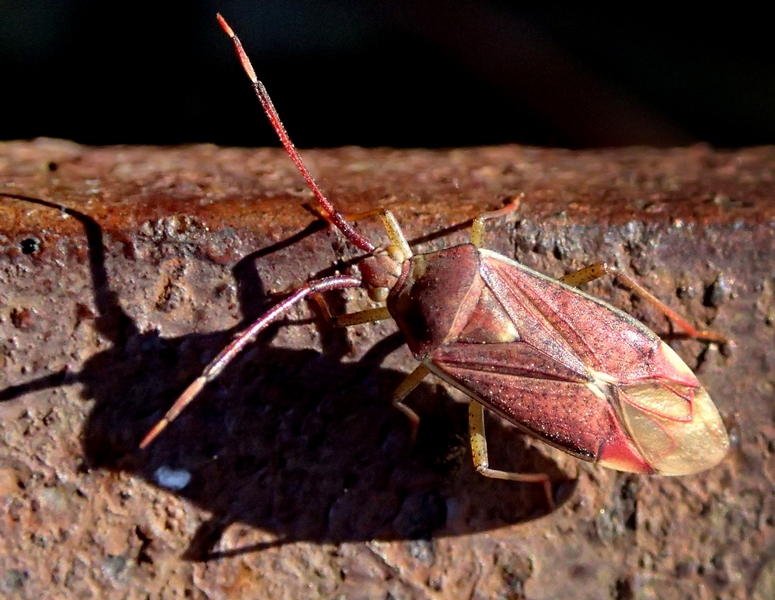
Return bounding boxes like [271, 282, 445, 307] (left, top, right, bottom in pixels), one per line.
[141, 16, 378, 449]
[139, 275, 361, 448]
[216, 13, 375, 254]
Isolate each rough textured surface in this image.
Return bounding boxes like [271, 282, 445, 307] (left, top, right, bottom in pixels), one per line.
[1, 138, 774, 599]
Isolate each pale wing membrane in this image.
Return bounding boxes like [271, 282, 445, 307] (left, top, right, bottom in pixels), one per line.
[620, 382, 694, 422]
[619, 381, 729, 475]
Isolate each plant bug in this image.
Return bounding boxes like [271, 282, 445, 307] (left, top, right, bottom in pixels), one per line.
[140, 15, 730, 500]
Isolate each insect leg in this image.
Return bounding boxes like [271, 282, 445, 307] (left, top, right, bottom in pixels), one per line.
[468, 401, 553, 507]
[558, 262, 608, 287]
[332, 306, 393, 327]
[315, 299, 392, 328]
[312, 284, 392, 327]
[314, 293, 426, 442]
[561, 262, 727, 343]
[336, 208, 413, 258]
[470, 193, 524, 248]
[378, 210, 412, 259]
[392, 363, 432, 446]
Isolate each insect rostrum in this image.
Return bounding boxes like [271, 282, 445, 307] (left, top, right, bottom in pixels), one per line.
[140, 15, 729, 498]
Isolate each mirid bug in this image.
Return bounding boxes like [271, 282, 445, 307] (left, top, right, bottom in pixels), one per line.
[140, 15, 729, 499]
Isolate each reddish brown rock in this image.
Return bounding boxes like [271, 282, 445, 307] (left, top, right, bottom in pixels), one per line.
[1, 138, 773, 598]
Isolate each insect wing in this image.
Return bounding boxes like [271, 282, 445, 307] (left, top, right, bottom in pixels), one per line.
[616, 375, 729, 475]
[428, 250, 728, 475]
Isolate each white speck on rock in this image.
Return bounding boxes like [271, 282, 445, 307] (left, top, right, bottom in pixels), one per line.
[154, 466, 192, 491]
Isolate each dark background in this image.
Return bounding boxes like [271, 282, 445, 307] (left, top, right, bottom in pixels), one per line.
[3, 1, 775, 149]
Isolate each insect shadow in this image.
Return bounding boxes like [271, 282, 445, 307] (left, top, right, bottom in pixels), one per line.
[0, 193, 574, 560]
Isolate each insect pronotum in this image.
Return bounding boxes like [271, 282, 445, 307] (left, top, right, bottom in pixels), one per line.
[140, 15, 730, 501]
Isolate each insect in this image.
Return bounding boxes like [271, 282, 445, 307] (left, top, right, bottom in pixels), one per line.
[140, 14, 730, 500]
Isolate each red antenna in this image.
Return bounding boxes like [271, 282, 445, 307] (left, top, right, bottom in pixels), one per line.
[216, 13, 375, 254]
[139, 15, 374, 449]
[139, 274, 361, 448]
